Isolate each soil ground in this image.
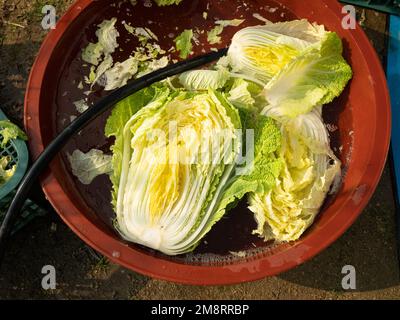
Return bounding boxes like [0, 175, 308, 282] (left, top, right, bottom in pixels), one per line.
[0, 1, 399, 299]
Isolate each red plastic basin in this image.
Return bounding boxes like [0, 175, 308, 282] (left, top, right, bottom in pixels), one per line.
[24, 0, 391, 285]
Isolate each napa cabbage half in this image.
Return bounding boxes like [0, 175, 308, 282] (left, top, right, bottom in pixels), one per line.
[249, 107, 341, 242]
[105, 86, 243, 255]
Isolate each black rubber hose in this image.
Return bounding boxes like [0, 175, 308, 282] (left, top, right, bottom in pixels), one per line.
[0, 48, 228, 264]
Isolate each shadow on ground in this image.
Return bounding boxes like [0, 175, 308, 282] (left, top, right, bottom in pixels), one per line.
[0, 42, 43, 126]
[0, 212, 150, 299]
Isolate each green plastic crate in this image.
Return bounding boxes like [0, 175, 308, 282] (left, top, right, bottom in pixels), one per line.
[0, 110, 46, 234]
[0, 191, 47, 235]
[340, 0, 400, 15]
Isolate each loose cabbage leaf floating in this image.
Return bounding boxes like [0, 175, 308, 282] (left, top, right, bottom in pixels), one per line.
[207, 25, 225, 45]
[174, 29, 194, 59]
[82, 18, 120, 66]
[96, 18, 120, 55]
[207, 20, 245, 45]
[82, 42, 104, 66]
[68, 149, 113, 185]
[106, 86, 242, 255]
[104, 56, 139, 91]
[216, 19, 245, 27]
[153, 0, 183, 6]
